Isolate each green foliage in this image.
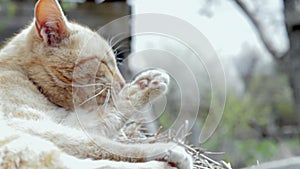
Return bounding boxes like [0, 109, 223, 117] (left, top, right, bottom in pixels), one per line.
[7, 2, 17, 18]
[61, 2, 77, 12]
[0, 0, 17, 18]
[158, 112, 173, 129]
[282, 138, 300, 153]
[203, 74, 298, 168]
[0, 0, 18, 34]
[236, 139, 277, 166]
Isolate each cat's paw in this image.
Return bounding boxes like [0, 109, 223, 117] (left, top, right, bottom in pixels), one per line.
[120, 69, 170, 107]
[164, 145, 193, 169]
[147, 143, 193, 169]
[133, 69, 170, 95]
[139, 161, 178, 169]
[130, 70, 170, 100]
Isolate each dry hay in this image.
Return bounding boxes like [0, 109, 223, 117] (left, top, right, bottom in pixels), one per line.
[115, 120, 232, 169]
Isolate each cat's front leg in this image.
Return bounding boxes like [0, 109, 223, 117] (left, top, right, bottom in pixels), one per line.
[9, 119, 193, 169]
[0, 124, 177, 169]
[143, 142, 193, 169]
[119, 69, 170, 110]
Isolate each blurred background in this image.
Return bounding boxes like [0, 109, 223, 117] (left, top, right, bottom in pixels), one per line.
[0, 0, 299, 168]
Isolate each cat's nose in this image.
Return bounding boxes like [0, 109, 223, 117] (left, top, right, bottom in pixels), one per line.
[120, 82, 124, 89]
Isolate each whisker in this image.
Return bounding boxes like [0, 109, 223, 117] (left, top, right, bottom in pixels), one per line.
[106, 34, 112, 46]
[102, 89, 111, 110]
[117, 62, 125, 66]
[116, 57, 124, 62]
[95, 77, 111, 82]
[103, 32, 128, 48]
[79, 87, 107, 106]
[115, 49, 131, 56]
[113, 44, 129, 53]
[95, 86, 105, 92]
[115, 50, 131, 62]
[110, 88, 119, 105]
[70, 83, 107, 88]
[109, 32, 129, 48]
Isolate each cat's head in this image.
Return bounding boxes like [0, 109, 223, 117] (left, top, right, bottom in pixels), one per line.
[25, 0, 125, 110]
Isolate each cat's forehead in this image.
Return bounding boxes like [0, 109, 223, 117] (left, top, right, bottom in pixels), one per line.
[68, 22, 113, 60]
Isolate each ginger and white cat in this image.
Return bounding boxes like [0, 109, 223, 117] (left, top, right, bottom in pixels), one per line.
[0, 0, 193, 168]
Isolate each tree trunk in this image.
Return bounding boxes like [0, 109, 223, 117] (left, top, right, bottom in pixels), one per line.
[283, 52, 300, 129]
[290, 64, 300, 129]
[283, 0, 300, 129]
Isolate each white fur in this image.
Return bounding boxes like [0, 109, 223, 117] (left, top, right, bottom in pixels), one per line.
[0, 3, 193, 168]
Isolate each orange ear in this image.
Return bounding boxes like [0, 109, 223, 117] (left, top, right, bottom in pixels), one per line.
[35, 0, 69, 46]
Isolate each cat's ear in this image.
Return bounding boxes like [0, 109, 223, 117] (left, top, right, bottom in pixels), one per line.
[34, 0, 69, 46]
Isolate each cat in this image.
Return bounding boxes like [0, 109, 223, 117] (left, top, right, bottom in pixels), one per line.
[0, 0, 193, 168]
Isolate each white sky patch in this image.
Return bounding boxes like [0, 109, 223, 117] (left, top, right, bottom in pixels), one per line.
[130, 0, 288, 93]
[131, 0, 287, 58]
